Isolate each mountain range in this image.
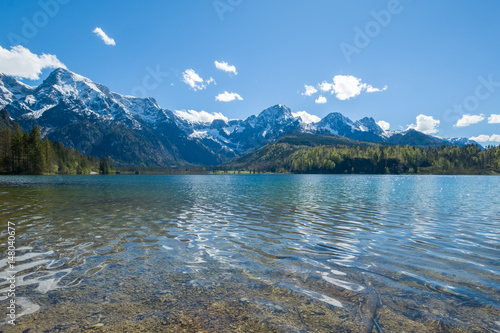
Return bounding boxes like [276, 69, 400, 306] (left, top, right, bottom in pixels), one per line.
[0, 68, 479, 167]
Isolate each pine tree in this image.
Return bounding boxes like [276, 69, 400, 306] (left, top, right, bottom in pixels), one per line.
[30, 126, 46, 174]
[100, 156, 111, 174]
[11, 124, 24, 172]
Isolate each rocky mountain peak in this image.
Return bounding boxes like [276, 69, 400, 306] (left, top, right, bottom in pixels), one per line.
[258, 104, 293, 120]
[356, 117, 383, 134]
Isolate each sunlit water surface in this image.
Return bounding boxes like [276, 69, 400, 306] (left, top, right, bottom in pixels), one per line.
[0, 175, 499, 332]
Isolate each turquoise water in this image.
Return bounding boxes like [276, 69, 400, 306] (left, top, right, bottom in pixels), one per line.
[0, 175, 499, 332]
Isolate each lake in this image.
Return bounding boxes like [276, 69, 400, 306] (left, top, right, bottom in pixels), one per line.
[1, 175, 499, 332]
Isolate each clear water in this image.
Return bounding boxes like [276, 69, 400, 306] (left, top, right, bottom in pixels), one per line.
[0, 175, 499, 332]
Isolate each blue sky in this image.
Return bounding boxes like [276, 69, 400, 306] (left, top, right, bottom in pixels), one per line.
[1, 0, 499, 143]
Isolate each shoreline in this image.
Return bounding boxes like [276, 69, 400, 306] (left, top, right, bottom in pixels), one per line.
[0, 171, 498, 176]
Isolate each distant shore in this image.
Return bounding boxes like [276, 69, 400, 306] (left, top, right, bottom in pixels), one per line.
[3, 169, 498, 176]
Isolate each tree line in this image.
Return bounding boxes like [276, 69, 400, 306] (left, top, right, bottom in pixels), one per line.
[0, 124, 113, 175]
[224, 141, 500, 175]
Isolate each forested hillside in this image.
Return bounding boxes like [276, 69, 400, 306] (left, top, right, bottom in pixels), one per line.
[0, 120, 103, 175]
[222, 135, 500, 175]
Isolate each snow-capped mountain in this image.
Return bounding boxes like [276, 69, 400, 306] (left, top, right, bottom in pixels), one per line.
[313, 113, 385, 142]
[445, 137, 480, 146]
[7, 68, 172, 128]
[1, 68, 224, 166]
[0, 73, 34, 109]
[213, 104, 301, 152]
[182, 107, 479, 154]
[173, 105, 301, 159]
[0, 68, 480, 166]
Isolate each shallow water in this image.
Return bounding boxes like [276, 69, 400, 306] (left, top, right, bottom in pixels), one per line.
[0, 175, 499, 332]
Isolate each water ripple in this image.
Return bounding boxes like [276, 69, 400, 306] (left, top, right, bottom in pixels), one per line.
[1, 175, 499, 330]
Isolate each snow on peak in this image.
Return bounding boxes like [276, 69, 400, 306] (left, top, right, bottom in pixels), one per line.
[318, 112, 355, 129]
[45, 68, 91, 85]
[258, 104, 293, 120]
[0, 73, 34, 90]
[355, 117, 383, 133]
[0, 74, 34, 108]
[37, 68, 106, 103]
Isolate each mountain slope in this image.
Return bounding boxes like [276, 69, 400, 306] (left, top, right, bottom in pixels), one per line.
[223, 134, 381, 172]
[222, 134, 496, 174]
[0, 68, 480, 167]
[386, 129, 449, 147]
[0, 73, 34, 109]
[0, 109, 16, 130]
[1, 68, 223, 166]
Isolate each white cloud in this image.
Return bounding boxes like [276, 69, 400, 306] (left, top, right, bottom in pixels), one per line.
[455, 114, 485, 127]
[92, 27, 116, 46]
[376, 120, 390, 131]
[292, 111, 321, 124]
[318, 81, 333, 93]
[407, 114, 440, 134]
[175, 109, 228, 123]
[214, 61, 237, 75]
[302, 75, 386, 101]
[470, 134, 500, 142]
[331, 75, 387, 100]
[470, 135, 491, 142]
[365, 85, 388, 93]
[302, 84, 318, 96]
[182, 69, 204, 90]
[182, 69, 214, 91]
[315, 96, 327, 104]
[488, 114, 500, 124]
[0, 45, 66, 80]
[206, 77, 216, 85]
[215, 91, 243, 102]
